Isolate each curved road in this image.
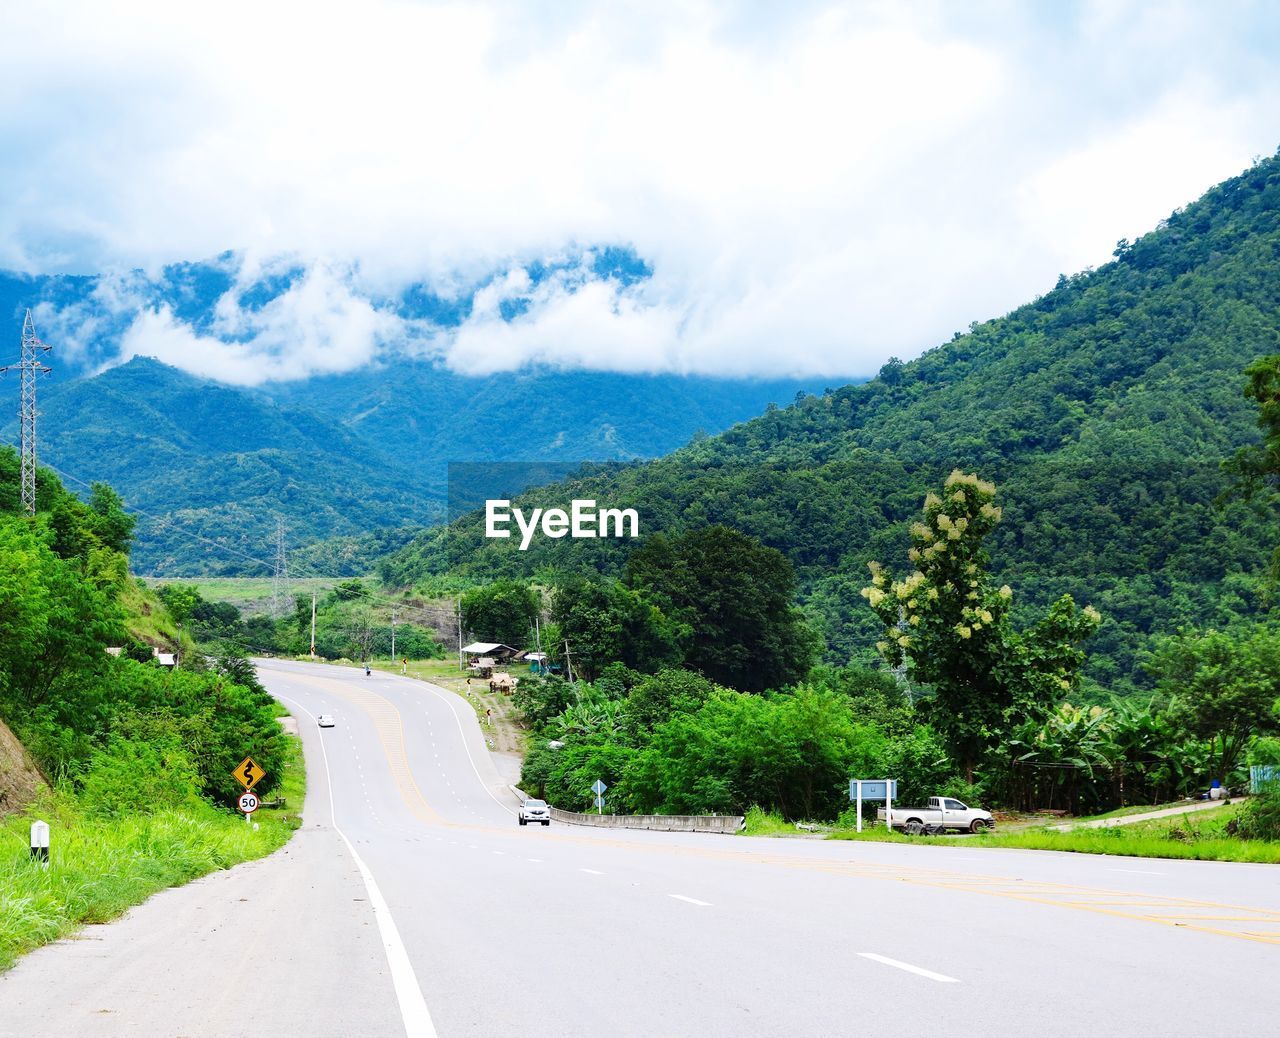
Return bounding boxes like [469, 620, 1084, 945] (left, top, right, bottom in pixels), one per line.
[5, 659, 1280, 1036]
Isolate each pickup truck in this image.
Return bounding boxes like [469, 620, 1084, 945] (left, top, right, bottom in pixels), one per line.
[877, 797, 994, 834]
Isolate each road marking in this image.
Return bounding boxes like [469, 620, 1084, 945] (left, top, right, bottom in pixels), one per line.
[527, 858, 542, 863]
[579, 868, 604, 875]
[275, 692, 438, 1038]
[1109, 869, 1166, 876]
[669, 894, 712, 907]
[858, 953, 959, 983]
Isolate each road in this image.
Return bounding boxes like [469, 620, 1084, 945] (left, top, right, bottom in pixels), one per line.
[4, 659, 1280, 1037]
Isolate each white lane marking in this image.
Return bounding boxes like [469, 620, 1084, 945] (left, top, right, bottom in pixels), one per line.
[416, 693, 516, 817]
[492, 851, 505, 856]
[669, 894, 712, 907]
[527, 858, 542, 863]
[275, 691, 439, 1038]
[1109, 869, 1166, 876]
[858, 953, 959, 984]
[579, 868, 604, 875]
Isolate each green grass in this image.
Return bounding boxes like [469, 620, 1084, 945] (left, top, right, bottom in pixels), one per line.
[145, 577, 349, 611]
[826, 802, 1280, 863]
[0, 731, 305, 972]
[741, 806, 830, 837]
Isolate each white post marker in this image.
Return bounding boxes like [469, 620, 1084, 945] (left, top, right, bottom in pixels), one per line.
[30, 820, 50, 865]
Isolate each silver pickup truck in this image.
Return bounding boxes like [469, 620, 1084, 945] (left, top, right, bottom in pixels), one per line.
[877, 796, 994, 833]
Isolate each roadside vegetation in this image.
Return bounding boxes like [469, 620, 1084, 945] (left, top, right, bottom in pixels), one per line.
[0, 455, 301, 970]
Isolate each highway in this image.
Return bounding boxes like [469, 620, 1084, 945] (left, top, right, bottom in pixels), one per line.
[4, 658, 1280, 1036]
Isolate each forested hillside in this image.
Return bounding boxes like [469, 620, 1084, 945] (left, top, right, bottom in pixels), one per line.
[381, 152, 1280, 694]
[0, 350, 821, 574]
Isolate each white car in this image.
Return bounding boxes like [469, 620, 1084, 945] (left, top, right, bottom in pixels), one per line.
[317, 714, 335, 728]
[519, 799, 550, 826]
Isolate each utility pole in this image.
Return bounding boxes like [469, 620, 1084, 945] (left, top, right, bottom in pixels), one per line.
[270, 518, 289, 619]
[390, 609, 398, 663]
[563, 638, 574, 684]
[0, 310, 52, 516]
[456, 597, 464, 671]
[310, 592, 317, 658]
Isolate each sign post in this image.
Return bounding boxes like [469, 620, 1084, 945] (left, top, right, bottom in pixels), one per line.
[849, 780, 897, 833]
[237, 790, 260, 821]
[591, 779, 607, 815]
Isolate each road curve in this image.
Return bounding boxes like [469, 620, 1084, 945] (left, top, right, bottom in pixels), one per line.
[4, 659, 1280, 1037]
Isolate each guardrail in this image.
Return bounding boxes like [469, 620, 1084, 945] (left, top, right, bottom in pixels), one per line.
[510, 786, 743, 834]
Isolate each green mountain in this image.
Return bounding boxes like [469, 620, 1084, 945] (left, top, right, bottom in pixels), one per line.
[380, 152, 1280, 694]
[2, 357, 823, 574]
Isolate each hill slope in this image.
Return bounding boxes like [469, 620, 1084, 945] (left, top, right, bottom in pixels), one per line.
[1, 356, 823, 574]
[380, 152, 1280, 693]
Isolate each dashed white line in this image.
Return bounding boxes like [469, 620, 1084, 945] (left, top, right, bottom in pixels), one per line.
[669, 894, 712, 907]
[579, 868, 604, 875]
[858, 953, 959, 983]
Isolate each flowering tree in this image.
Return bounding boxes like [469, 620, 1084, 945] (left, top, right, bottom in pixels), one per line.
[861, 470, 1101, 780]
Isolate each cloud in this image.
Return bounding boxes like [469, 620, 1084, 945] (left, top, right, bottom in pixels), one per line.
[2, 1, 1278, 381]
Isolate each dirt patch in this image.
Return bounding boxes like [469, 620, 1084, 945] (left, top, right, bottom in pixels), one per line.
[0, 716, 48, 816]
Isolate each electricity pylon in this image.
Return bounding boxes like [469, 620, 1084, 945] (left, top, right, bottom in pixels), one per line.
[271, 518, 290, 619]
[0, 310, 52, 516]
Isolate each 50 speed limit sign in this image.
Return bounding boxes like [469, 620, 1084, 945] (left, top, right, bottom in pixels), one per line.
[237, 791, 260, 814]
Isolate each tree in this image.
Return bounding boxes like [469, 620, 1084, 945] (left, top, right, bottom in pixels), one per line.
[1146, 627, 1280, 782]
[461, 579, 540, 649]
[1224, 355, 1280, 583]
[862, 470, 1101, 780]
[551, 578, 684, 681]
[625, 526, 816, 693]
[157, 583, 202, 625]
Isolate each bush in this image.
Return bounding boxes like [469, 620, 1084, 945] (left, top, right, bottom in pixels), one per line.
[1233, 788, 1280, 841]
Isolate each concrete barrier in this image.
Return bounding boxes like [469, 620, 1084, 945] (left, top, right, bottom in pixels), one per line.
[549, 807, 744, 834]
[510, 786, 743, 834]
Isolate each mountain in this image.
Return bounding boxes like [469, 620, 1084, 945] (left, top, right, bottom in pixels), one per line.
[379, 151, 1280, 694]
[0, 356, 826, 574]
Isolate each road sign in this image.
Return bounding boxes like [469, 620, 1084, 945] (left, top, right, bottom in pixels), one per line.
[849, 779, 896, 801]
[234, 757, 266, 789]
[594, 795, 605, 809]
[591, 779, 607, 795]
[237, 791, 260, 814]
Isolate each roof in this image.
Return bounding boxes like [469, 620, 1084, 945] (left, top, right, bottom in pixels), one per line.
[523, 652, 549, 662]
[461, 642, 518, 655]
[155, 653, 177, 666]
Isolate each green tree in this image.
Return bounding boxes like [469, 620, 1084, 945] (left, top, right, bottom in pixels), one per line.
[626, 526, 816, 692]
[157, 583, 202, 624]
[862, 471, 1101, 779]
[552, 578, 684, 681]
[1146, 627, 1280, 782]
[461, 579, 541, 649]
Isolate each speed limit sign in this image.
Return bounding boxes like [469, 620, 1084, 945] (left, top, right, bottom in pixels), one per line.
[237, 791, 260, 814]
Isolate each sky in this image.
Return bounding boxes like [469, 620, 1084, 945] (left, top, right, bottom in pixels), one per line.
[1, 0, 1279, 384]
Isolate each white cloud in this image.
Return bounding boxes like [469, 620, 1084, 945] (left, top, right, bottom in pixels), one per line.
[114, 260, 412, 384]
[2, 1, 1278, 381]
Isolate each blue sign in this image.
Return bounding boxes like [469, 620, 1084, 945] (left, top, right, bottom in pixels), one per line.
[1251, 765, 1279, 793]
[850, 779, 897, 801]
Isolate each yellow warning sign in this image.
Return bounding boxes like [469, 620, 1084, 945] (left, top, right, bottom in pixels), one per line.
[234, 756, 266, 789]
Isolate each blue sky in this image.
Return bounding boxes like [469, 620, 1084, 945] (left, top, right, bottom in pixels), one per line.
[1, 1, 1278, 384]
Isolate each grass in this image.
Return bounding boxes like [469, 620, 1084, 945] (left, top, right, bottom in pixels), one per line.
[824, 801, 1280, 863]
[145, 577, 349, 612]
[0, 731, 305, 972]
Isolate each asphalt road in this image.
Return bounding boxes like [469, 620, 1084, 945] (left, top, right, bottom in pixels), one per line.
[5, 659, 1280, 1037]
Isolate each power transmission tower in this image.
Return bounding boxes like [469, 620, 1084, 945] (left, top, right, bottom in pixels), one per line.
[0, 310, 52, 516]
[271, 518, 290, 619]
